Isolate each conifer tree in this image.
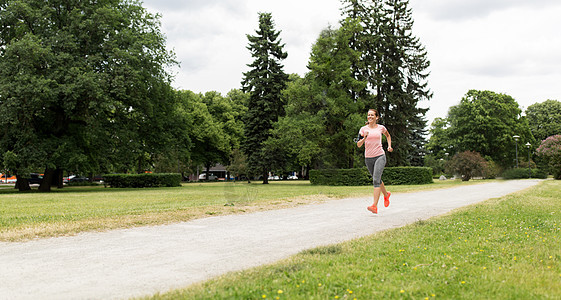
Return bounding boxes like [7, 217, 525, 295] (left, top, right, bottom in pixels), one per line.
[340, 0, 431, 166]
[241, 13, 288, 183]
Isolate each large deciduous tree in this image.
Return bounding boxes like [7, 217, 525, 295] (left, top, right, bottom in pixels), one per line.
[0, 0, 177, 191]
[241, 12, 288, 184]
[526, 99, 561, 143]
[446, 90, 534, 168]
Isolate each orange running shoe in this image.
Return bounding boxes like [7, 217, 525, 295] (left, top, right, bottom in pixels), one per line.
[384, 192, 391, 207]
[367, 205, 377, 214]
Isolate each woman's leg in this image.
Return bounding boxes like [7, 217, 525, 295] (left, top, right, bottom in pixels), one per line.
[372, 186, 382, 207]
[371, 155, 387, 207]
[380, 181, 388, 198]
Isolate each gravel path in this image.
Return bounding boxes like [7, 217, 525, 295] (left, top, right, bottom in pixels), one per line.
[0, 179, 541, 300]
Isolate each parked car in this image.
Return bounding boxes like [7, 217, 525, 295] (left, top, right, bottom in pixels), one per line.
[287, 175, 298, 180]
[28, 173, 43, 185]
[0, 174, 17, 183]
[198, 173, 217, 180]
[69, 176, 89, 183]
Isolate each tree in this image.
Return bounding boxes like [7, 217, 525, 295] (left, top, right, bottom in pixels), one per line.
[425, 117, 451, 159]
[446, 90, 534, 168]
[445, 151, 488, 181]
[526, 100, 561, 143]
[0, 0, 176, 191]
[267, 20, 367, 175]
[241, 13, 288, 184]
[175, 90, 225, 179]
[340, 0, 431, 166]
[536, 135, 561, 179]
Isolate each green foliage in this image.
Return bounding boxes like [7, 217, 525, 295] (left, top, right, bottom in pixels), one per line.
[0, 0, 178, 191]
[226, 148, 249, 181]
[536, 135, 561, 179]
[103, 173, 181, 188]
[241, 13, 288, 182]
[269, 21, 367, 172]
[310, 167, 432, 186]
[446, 90, 534, 168]
[445, 151, 488, 181]
[501, 168, 548, 179]
[309, 168, 371, 186]
[341, 0, 431, 167]
[425, 117, 451, 160]
[382, 167, 433, 185]
[526, 100, 561, 143]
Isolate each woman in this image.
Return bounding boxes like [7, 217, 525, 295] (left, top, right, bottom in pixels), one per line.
[356, 109, 393, 214]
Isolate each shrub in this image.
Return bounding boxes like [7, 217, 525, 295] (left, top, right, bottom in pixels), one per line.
[501, 168, 548, 179]
[310, 167, 433, 186]
[309, 168, 371, 186]
[103, 173, 181, 188]
[536, 135, 561, 179]
[445, 151, 488, 181]
[382, 167, 433, 185]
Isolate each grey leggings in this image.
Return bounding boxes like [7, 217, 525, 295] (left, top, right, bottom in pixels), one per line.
[365, 154, 386, 187]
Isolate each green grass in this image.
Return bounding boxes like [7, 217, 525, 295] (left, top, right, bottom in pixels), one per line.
[0, 179, 486, 241]
[146, 180, 561, 300]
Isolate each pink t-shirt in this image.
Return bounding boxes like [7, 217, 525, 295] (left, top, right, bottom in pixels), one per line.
[359, 124, 387, 158]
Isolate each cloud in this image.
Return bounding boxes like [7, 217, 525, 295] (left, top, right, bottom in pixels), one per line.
[142, 0, 246, 16]
[143, 0, 561, 124]
[416, 0, 561, 21]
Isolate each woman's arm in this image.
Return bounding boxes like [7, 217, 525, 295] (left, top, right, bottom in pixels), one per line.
[356, 131, 369, 148]
[384, 130, 393, 152]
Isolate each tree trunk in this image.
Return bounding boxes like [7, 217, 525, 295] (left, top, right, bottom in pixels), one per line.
[39, 168, 56, 192]
[52, 169, 63, 188]
[205, 163, 211, 181]
[15, 177, 31, 191]
[262, 169, 269, 184]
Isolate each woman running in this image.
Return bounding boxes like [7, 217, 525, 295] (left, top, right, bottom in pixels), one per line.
[356, 109, 393, 214]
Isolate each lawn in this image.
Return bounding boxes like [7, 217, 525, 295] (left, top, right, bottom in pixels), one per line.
[1, 179, 485, 241]
[147, 180, 561, 299]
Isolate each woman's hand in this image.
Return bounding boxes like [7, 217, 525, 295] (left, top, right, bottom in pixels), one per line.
[387, 146, 393, 152]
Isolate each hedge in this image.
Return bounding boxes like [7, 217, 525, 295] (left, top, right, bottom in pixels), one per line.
[103, 173, 182, 188]
[309, 168, 371, 186]
[310, 167, 433, 186]
[501, 168, 548, 179]
[382, 167, 433, 185]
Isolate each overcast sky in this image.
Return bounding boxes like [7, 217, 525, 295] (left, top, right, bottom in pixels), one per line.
[142, 0, 561, 125]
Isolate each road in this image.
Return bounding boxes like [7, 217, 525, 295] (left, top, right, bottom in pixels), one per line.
[0, 179, 541, 299]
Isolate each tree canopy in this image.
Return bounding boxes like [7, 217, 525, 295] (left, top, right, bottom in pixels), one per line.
[0, 0, 177, 191]
[340, 0, 431, 166]
[526, 99, 561, 143]
[435, 90, 534, 168]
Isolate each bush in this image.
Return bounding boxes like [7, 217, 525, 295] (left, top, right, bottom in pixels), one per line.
[536, 135, 561, 179]
[382, 167, 433, 185]
[309, 168, 371, 186]
[310, 167, 433, 186]
[445, 151, 488, 181]
[501, 168, 548, 179]
[103, 173, 182, 188]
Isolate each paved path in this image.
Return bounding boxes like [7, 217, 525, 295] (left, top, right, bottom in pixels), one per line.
[0, 180, 541, 300]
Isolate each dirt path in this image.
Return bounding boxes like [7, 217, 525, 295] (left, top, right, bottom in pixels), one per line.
[0, 179, 541, 300]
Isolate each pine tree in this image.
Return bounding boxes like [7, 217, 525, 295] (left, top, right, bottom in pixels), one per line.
[340, 0, 431, 166]
[241, 13, 288, 183]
